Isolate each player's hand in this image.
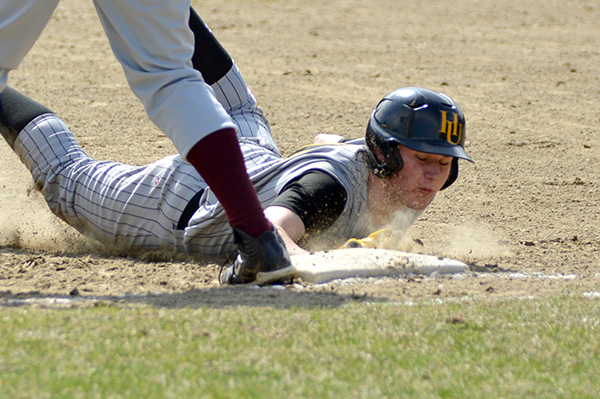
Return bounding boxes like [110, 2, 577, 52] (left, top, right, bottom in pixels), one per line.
[313, 133, 346, 144]
[341, 229, 392, 249]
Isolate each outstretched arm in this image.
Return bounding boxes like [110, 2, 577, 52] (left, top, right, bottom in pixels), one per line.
[313, 133, 346, 144]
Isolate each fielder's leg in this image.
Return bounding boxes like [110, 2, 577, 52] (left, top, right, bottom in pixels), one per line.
[0, 0, 60, 93]
[187, 7, 293, 284]
[93, 1, 292, 284]
[189, 7, 279, 150]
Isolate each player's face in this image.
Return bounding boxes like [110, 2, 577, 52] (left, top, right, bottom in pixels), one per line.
[379, 146, 453, 211]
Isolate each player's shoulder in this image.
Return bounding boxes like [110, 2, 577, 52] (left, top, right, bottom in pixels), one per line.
[289, 138, 366, 157]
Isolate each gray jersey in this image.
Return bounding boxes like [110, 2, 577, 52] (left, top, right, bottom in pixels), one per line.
[13, 63, 421, 260]
[184, 142, 377, 257]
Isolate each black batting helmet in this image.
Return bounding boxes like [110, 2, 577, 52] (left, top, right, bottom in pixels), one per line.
[365, 87, 473, 189]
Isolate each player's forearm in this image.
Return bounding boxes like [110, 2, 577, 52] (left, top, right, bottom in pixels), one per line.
[264, 205, 309, 256]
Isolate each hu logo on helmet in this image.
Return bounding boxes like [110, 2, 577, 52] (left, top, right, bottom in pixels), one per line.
[439, 111, 463, 144]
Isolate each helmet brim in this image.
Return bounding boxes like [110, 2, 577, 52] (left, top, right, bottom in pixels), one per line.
[391, 137, 474, 162]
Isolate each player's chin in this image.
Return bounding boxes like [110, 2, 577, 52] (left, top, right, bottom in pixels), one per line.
[406, 194, 436, 210]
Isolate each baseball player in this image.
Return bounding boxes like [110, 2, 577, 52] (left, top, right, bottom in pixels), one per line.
[0, 3, 292, 284]
[0, 9, 472, 285]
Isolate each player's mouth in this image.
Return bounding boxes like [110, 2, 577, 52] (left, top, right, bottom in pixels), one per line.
[417, 187, 434, 196]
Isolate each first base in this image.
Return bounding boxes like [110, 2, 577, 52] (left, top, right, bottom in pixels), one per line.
[255, 248, 468, 285]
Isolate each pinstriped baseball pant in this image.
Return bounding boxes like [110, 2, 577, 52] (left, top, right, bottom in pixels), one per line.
[12, 65, 281, 254]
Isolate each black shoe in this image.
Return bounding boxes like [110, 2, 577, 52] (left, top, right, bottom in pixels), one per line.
[219, 228, 294, 285]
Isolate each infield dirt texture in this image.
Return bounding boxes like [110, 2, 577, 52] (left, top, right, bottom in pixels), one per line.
[1, 0, 599, 307]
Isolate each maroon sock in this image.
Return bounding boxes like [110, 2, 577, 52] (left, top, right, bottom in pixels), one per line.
[187, 128, 272, 237]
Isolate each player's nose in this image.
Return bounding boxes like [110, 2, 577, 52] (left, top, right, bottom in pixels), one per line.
[423, 163, 442, 180]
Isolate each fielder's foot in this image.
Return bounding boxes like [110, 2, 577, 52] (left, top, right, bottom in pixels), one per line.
[219, 228, 294, 285]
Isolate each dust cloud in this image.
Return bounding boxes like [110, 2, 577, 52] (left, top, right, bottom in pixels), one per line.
[0, 140, 88, 253]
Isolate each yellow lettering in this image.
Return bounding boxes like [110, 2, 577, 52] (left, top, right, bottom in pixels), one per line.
[439, 111, 449, 134]
[439, 111, 462, 144]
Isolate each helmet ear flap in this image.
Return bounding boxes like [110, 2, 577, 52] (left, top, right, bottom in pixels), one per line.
[366, 133, 404, 178]
[441, 158, 459, 190]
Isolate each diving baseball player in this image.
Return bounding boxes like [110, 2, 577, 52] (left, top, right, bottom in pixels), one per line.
[0, 3, 292, 284]
[0, 8, 472, 285]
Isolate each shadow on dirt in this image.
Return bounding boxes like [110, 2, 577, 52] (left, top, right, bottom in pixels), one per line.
[467, 262, 516, 274]
[0, 284, 382, 310]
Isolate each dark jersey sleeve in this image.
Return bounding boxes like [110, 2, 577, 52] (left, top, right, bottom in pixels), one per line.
[269, 171, 347, 234]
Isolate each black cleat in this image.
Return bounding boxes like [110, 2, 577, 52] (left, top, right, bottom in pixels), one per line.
[219, 228, 294, 285]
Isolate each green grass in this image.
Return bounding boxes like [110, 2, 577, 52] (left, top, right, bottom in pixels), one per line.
[1, 297, 599, 398]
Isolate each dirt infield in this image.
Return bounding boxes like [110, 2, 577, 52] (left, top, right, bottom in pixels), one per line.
[1, 0, 599, 308]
